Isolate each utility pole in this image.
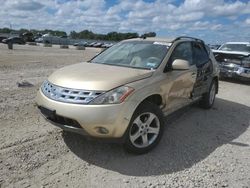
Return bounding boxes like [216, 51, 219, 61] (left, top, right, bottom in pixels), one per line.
[9, 23, 12, 37]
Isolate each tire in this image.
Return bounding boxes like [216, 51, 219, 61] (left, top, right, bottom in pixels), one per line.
[199, 80, 217, 109]
[123, 101, 164, 154]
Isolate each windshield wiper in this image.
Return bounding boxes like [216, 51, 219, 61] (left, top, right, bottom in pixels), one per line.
[90, 61, 152, 70]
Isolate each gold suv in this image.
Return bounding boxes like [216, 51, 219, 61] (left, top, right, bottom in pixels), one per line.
[36, 37, 219, 154]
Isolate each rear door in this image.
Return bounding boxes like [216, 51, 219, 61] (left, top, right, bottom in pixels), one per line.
[192, 42, 213, 97]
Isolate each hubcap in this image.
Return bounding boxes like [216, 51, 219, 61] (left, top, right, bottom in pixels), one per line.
[129, 112, 160, 148]
[209, 83, 216, 105]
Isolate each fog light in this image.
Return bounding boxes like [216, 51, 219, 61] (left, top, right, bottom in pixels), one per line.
[95, 127, 109, 134]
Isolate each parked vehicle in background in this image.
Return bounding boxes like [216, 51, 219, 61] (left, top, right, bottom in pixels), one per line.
[213, 42, 250, 81]
[88, 42, 97, 47]
[102, 43, 114, 48]
[93, 42, 104, 48]
[21, 32, 34, 42]
[0, 36, 7, 43]
[35, 37, 43, 43]
[36, 36, 219, 154]
[2, 37, 25, 45]
[34, 33, 43, 40]
[60, 35, 68, 38]
[73, 41, 89, 47]
[208, 44, 220, 50]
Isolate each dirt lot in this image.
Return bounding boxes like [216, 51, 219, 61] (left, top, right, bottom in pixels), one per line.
[0, 43, 249, 188]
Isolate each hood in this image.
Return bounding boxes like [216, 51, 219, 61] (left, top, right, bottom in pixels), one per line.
[48, 62, 153, 91]
[213, 49, 250, 57]
[212, 50, 250, 65]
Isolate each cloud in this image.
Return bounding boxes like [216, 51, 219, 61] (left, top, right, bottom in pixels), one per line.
[245, 18, 250, 25]
[178, 12, 204, 22]
[0, 0, 250, 43]
[212, 1, 250, 16]
[7, 0, 45, 11]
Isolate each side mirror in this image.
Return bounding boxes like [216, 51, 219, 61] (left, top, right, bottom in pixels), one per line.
[172, 59, 190, 70]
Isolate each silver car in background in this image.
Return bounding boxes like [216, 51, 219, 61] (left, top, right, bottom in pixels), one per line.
[213, 42, 250, 81]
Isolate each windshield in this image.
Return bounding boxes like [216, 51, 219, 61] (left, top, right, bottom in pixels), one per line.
[219, 44, 250, 53]
[91, 41, 169, 69]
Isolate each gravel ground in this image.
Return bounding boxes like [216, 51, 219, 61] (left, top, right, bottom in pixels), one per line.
[0, 43, 249, 188]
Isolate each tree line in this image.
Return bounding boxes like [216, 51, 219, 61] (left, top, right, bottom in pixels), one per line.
[0, 28, 67, 37]
[69, 30, 156, 41]
[0, 27, 156, 41]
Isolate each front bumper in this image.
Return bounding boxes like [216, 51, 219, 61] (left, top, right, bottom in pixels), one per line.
[219, 66, 250, 80]
[36, 89, 135, 138]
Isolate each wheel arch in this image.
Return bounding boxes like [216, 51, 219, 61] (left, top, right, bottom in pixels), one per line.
[133, 94, 164, 112]
[141, 94, 163, 106]
[123, 94, 165, 153]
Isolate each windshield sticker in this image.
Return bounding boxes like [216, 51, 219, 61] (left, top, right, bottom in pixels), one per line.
[153, 42, 172, 47]
[146, 62, 157, 68]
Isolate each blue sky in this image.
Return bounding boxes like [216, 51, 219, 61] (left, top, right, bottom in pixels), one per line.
[1, 0, 250, 43]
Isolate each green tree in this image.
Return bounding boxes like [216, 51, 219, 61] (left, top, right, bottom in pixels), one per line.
[141, 32, 156, 38]
[0, 27, 12, 33]
[0, 27, 156, 41]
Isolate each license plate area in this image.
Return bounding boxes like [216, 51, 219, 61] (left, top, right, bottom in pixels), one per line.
[39, 106, 56, 119]
[38, 106, 82, 129]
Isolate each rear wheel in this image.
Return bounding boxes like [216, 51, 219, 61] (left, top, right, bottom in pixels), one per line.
[199, 80, 216, 109]
[124, 101, 164, 154]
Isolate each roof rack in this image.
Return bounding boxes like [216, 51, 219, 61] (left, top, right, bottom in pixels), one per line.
[172, 36, 204, 43]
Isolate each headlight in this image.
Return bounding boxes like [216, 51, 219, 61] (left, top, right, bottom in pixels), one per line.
[89, 86, 134, 104]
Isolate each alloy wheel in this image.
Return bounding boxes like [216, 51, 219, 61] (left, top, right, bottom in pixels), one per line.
[129, 112, 160, 148]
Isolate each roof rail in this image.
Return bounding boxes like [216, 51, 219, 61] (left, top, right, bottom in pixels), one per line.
[172, 36, 204, 43]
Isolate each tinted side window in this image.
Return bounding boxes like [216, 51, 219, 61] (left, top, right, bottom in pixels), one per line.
[170, 42, 193, 65]
[193, 42, 209, 66]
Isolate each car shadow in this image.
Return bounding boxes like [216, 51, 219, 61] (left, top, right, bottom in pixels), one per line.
[62, 98, 250, 176]
[220, 77, 250, 85]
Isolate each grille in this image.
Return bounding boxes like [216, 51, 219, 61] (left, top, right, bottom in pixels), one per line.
[221, 64, 235, 71]
[224, 59, 241, 65]
[41, 80, 103, 104]
[219, 62, 239, 71]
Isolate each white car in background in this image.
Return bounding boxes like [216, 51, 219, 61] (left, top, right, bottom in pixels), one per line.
[213, 42, 250, 81]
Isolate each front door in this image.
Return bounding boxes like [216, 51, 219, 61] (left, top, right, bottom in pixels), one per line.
[163, 42, 197, 113]
[191, 42, 213, 97]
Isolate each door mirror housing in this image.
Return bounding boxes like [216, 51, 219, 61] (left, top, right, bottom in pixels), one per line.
[172, 59, 190, 70]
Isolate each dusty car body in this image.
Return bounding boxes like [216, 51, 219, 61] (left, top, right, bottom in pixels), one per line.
[213, 42, 250, 81]
[36, 37, 219, 153]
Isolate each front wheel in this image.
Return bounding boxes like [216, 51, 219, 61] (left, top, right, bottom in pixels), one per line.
[199, 80, 217, 109]
[124, 101, 164, 154]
